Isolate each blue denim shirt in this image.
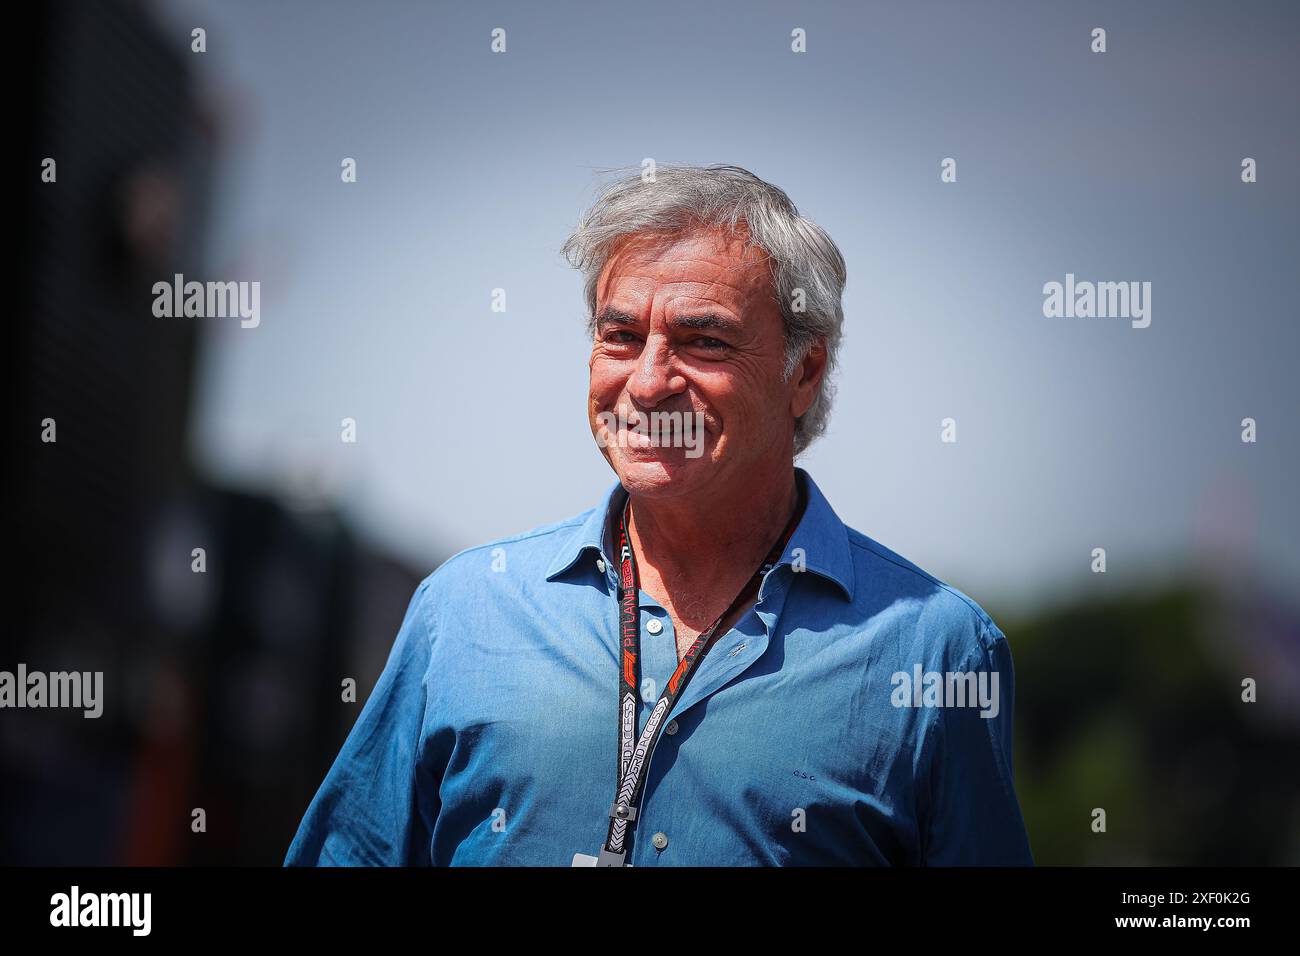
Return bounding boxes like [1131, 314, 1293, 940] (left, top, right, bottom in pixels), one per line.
[285, 468, 1033, 866]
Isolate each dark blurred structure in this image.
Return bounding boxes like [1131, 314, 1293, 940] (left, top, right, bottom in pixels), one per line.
[6, 0, 427, 865]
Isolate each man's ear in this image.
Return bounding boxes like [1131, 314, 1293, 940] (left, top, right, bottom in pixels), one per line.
[789, 338, 828, 419]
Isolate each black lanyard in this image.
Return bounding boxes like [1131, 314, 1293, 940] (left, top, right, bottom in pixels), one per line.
[596, 485, 805, 866]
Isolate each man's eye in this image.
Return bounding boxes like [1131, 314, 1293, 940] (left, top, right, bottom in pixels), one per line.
[604, 331, 639, 345]
[693, 337, 728, 350]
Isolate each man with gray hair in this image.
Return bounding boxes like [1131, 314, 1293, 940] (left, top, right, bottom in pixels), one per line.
[286, 164, 1033, 867]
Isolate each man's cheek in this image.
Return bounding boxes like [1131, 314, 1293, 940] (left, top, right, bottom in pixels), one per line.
[592, 410, 619, 448]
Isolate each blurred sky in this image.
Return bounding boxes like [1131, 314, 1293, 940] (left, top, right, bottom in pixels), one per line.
[155, 0, 1298, 611]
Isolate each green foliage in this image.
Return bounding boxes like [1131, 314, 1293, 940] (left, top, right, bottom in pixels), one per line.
[997, 585, 1300, 865]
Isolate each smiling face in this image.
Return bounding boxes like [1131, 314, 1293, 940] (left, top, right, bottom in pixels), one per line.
[588, 225, 822, 502]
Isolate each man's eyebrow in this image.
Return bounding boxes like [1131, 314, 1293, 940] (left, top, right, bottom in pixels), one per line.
[593, 308, 744, 336]
[594, 307, 640, 331]
[669, 313, 744, 335]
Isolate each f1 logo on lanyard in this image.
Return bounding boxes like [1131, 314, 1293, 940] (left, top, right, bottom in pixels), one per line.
[577, 490, 803, 867]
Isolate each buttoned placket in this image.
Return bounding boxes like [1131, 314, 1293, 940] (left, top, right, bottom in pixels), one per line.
[618, 560, 799, 865]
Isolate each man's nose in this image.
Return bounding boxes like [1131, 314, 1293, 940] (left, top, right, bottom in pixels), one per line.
[625, 333, 683, 407]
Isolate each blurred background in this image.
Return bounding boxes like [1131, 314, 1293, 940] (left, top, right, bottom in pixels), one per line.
[6, 0, 1298, 865]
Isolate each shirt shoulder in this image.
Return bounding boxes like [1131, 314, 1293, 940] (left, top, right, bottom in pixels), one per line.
[841, 524, 1007, 667]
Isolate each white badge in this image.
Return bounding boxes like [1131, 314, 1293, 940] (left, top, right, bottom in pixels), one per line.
[571, 852, 599, 867]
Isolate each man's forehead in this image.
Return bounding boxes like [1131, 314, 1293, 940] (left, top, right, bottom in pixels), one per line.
[595, 226, 773, 305]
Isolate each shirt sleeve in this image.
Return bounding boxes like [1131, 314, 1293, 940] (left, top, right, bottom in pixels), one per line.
[284, 579, 440, 866]
[918, 620, 1035, 866]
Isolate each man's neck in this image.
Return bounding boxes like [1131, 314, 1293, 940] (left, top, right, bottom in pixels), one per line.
[624, 466, 800, 632]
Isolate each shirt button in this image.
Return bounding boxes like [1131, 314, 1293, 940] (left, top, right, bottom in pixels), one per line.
[646, 619, 663, 635]
[651, 832, 668, 850]
[664, 720, 678, 736]
[596, 558, 606, 573]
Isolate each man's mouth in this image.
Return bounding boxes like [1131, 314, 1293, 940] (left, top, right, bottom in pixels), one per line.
[594, 406, 710, 458]
[619, 425, 666, 449]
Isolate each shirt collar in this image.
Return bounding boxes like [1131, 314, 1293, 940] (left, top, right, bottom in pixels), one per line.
[543, 479, 627, 582]
[544, 467, 855, 602]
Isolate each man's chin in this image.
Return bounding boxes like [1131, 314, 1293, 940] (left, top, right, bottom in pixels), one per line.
[610, 453, 708, 497]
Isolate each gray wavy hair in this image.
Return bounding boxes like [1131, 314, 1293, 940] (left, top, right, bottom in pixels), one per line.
[560, 164, 847, 457]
